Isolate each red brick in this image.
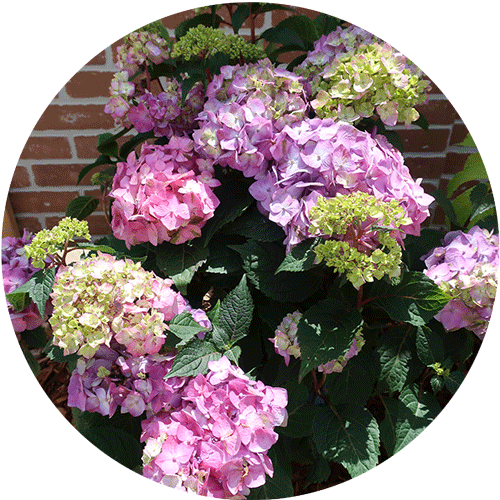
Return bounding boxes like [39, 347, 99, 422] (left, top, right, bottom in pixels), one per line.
[66, 71, 115, 98]
[31, 163, 111, 187]
[74, 133, 132, 160]
[10, 191, 79, 214]
[10, 166, 31, 189]
[83, 189, 105, 212]
[34, 105, 114, 131]
[14, 216, 42, 234]
[20, 136, 72, 160]
[415, 99, 458, 126]
[404, 156, 447, 180]
[398, 128, 450, 153]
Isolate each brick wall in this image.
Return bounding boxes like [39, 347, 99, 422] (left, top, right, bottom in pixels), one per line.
[6, 5, 475, 238]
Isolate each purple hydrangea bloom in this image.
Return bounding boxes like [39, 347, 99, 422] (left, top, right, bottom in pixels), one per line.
[249, 118, 434, 250]
[423, 225, 498, 339]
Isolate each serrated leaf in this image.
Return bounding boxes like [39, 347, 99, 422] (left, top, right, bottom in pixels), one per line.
[306, 453, 331, 486]
[313, 404, 380, 478]
[376, 325, 414, 394]
[80, 426, 143, 471]
[65, 196, 99, 221]
[21, 326, 47, 348]
[271, 15, 320, 43]
[165, 339, 221, 379]
[469, 183, 495, 224]
[216, 275, 254, 348]
[296, 298, 363, 380]
[370, 271, 450, 326]
[276, 237, 321, 273]
[5, 288, 30, 312]
[75, 241, 117, 255]
[156, 239, 209, 290]
[430, 375, 445, 394]
[394, 385, 440, 454]
[13, 267, 57, 319]
[168, 310, 209, 346]
[230, 240, 323, 303]
[278, 379, 316, 438]
[416, 324, 445, 365]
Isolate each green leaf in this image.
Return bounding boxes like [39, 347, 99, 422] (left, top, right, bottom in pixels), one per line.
[216, 275, 254, 348]
[447, 152, 488, 198]
[156, 239, 209, 293]
[168, 310, 209, 346]
[431, 189, 460, 227]
[276, 237, 321, 273]
[5, 287, 30, 312]
[21, 326, 47, 348]
[278, 379, 316, 438]
[454, 133, 476, 147]
[376, 325, 414, 394]
[469, 183, 496, 225]
[223, 206, 286, 243]
[296, 298, 363, 380]
[231, 3, 250, 33]
[313, 404, 380, 477]
[325, 347, 375, 406]
[65, 196, 99, 221]
[260, 27, 307, 51]
[80, 426, 143, 471]
[444, 371, 466, 395]
[270, 15, 320, 43]
[402, 228, 445, 272]
[393, 385, 440, 454]
[204, 240, 243, 275]
[165, 339, 221, 378]
[77, 155, 112, 185]
[313, 13, 343, 35]
[413, 113, 429, 131]
[430, 375, 445, 394]
[306, 453, 331, 486]
[74, 241, 117, 255]
[379, 386, 440, 456]
[94, 234, 148, 262]
[44, 340, 79, 364]
[96, 133, 119, 158]
[207, 52, 232, 77]
[230, 240, 323, 303]
[118, 131, 155, 159]
[201, 179, 254, 247]
[10, 268, 57, 319]
[416, 324, 445, 365]
[370, 271, 450, 326]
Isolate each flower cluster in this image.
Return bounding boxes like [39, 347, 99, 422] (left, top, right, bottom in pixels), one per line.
[127, 79, 205, 137]
[297, 26, 430, 126]
[2, 230, 44, 332]
[171, 25, 266, 62]
[24, 217, 90, 268]
[423, 225, 499, 339]
[116, 26, 169, 77]
[110, 138, 220, 247]
[193, 58, 308, 178]
[310, 192, 411, 288]
[68, 348, 190, 418]
[49, 252, 186, 359]
[248, 118, 434, 249]
[270, 311, 365, 373]
[141, 356, 288, 497]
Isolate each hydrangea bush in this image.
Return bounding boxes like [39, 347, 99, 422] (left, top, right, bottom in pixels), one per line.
[4, 4, 498, 498]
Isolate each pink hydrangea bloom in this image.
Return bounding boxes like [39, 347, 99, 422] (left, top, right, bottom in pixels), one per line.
[2, 229, 45, 332]
[110, 139, 220, 247]
[423, 225, 499, 339]
[250, 118, 434, 250]
[141, 356, 288, 497]
[270, 311, 365, 373]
